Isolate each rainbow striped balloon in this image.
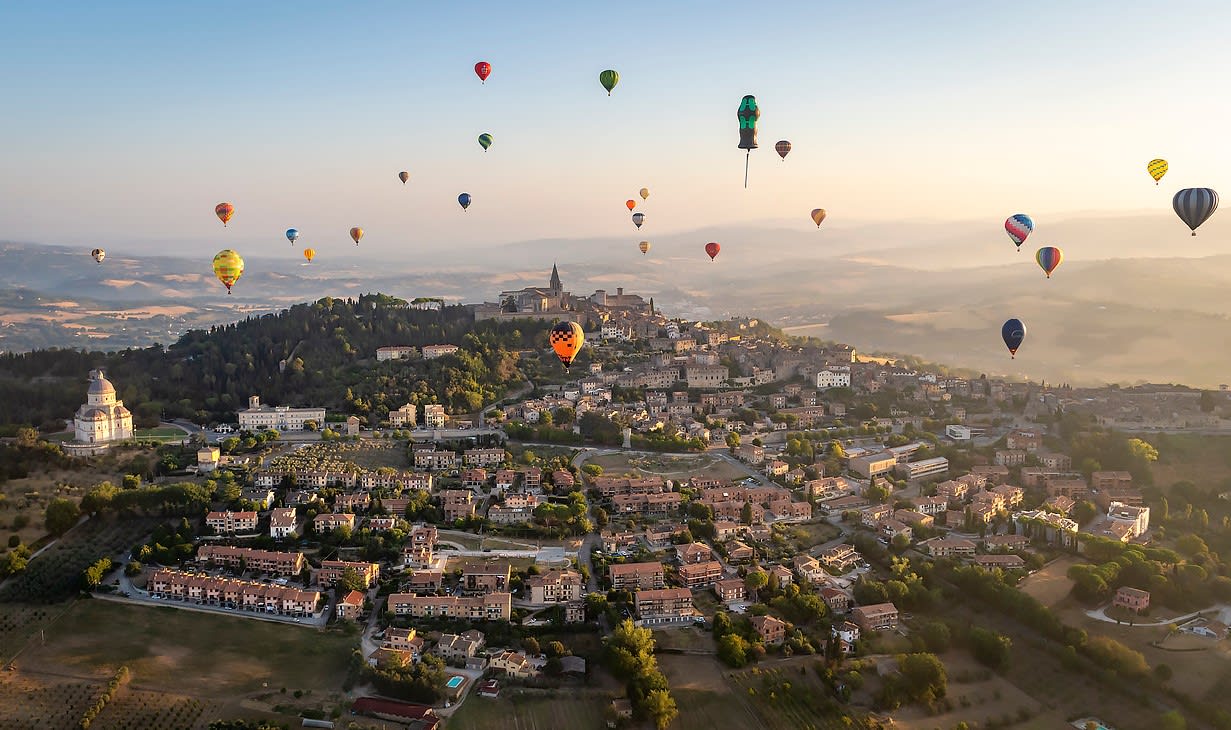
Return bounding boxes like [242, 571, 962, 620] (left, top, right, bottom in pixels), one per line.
[1035, 246, 1063, 278]
[1004, 214, 1033, 250]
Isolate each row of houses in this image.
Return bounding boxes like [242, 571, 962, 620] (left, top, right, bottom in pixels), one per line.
[148, 569, 321, 616]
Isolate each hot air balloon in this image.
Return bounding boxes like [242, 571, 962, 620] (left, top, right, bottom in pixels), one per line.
[599, 69, 619, 95]
[1001, 318, 1026, 359]
[303, 247, 315, 264]
[350, 227, 364, 246]
[1035, 246, 1063, 278]
[631, 212, 645, 229]
[775, 140, 792, 160]
[478, 133, 493, 151]
[1005, 214, 1033, 251]
[705, 242, 721, 261]
[640, 188, 649, 201]
[639, 241, 650, 255]
[550, 321, 585, 369]
[626, 199, 636, 211]
[811, 209, 827, 228]
[90, 248, 105, 264]
[285, 228, 299, 245]
[475, 61, 491, 83]
[1147, 159, 1168, 185]
[399, 171, 410, 184]
[458, 193, 472, 211]
[213, 249, 244, 294]
[215, 202, 235, 227]
[1173, 188, 1219, 235]
[737, 95, 760, 188]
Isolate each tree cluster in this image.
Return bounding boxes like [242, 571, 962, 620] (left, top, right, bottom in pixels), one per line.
[605, 619, 678, 730]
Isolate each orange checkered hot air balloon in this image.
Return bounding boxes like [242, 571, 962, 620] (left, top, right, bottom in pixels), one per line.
[549, 321, 584, 370]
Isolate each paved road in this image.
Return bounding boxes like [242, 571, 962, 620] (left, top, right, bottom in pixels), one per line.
[1085, 602, 1231, 627]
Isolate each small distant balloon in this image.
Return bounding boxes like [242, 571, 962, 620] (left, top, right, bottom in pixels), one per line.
[213, 249, 244, 294]
[350, 227, 364, 246]
[1035, 246, 1063, 278]
[811, 209, 827, 228]
[1001, 318, 1026, 359]
[631, 212, 645, 229]
[599, 69, 619, 95]
[1173, 188, 1219, 236]
[475, 61, 491, 83]
[1005, 214, 1033, 251]
[215, 202, 235, 227]
[478, 133, 493, 151]
[399, 171, 410, 184]
[705, 241, 721, 261]
[91, 248, 105, 264]
[639, 241, 650, 255]
[285, 228, 299, 245]
[550, 321, 585, 369]
[775, 140, 792, 160]
[303, 247, 315, 263]
[640, 188, 650, 201]
[626, 199, 637, 211]
[1147, 159, 1168, 185]
[458, 192, 472, 211]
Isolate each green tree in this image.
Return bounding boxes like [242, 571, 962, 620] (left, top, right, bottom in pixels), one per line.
[522, 636, 541, 656]
[1176, 533, 1208, 557]
[45, 498, 81, 537]
[1072, 500, 1098, 525]
[1126, 438, 1159, 462]
[919, 621, 952, 653]
[745, 570, 768, 603]
[644, 689, 679, 730]
[1158, 710, 1187, 730]
[16, 427, 39, 446]
[718, 633, 750, 667]
[336, 567, 368, 594]
[968, 627, 1011, 671]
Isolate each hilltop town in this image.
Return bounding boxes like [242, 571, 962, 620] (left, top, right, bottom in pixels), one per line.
[0, 270, 1229, 730]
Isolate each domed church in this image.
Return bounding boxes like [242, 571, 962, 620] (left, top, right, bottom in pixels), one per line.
[72, 369, 133, 445]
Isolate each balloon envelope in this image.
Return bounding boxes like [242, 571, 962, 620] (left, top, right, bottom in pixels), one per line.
[599, 69, 619, 95]
[737, 95, 760, 150]
[215, 202, 234, 227]
[775, 140, 792, 159]
[90, 248, 105, 263]
[285, 228, 299, 244]
[478, 133, 493, 151]
[639, 241, 650, 255]
[303, 247, 315, 263]
[458, 193, 472, 210]
[811, 209, 827, 227]
[474, 61, 491, 82]
[399, 171, 410, 184]
[1147, 159, 1168, 184]
[631, 212, 645, 229]
[550, 321, 585, 369]
[705, 242, 721, 260]
[213, 249, 244, 293]
[1173, 188, 1219, 235]
[1035, 246, 1063, 278]
[1001, 318, 1026, 358]
[639, 188, 649, 201]
[1004, 214, 1033, 248]
[350, 227, 364, 245]
[626, 199, 636, 211]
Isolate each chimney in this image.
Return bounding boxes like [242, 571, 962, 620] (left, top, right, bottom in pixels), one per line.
[617, 287, 624, 297]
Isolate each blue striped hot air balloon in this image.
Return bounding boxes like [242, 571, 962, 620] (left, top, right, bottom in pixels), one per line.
[1173, 188, 1218, 236]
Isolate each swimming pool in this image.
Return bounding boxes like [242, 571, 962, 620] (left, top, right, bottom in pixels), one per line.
[446, 676, 464, 689]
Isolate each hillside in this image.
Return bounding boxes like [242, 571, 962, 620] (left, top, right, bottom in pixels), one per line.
[0, 294, 548, 430]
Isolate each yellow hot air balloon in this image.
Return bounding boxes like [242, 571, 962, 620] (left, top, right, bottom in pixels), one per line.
[811, 209, 827, 227]
[303, 247, 315, 263]
[212, 249, 244, 294]
[639, 188, 650, 201]
[638, 241, 650, 255]
[350, 227, 364, 245]
[1147, 158, 1168, 185]
[550, 321, 584, 369]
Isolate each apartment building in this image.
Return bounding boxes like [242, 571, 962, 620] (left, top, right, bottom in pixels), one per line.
[269, 507, 297, 539]
[197, 545, 305, 576]
[314, 513, 356, 533]
[526, 569, 583, 604]
[678, 560, 725, 587]
[386, 592, 512, 621]
[851, 602, 899, 632]
[464, 448, 506, 467]
[463, 563, 511, 594]
[316, 560, 380, 589]
[609, 562, 665, 591]
[148, 569, 320, 616]
[205, 511, 258, 535]
[635, 587, 695, 625]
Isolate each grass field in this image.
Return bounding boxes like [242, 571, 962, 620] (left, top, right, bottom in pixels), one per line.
[658, 653, 764, 730]
[134, 426, 190, 442]
[447, 688, 613, 729]
[1017, 555, 1082, 608]
[588, 452, 750, 484]
[1145, 433, 1231, 488]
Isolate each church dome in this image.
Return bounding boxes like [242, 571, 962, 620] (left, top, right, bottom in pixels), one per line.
[114, 406, 131, 416]
[87, 370, 116, 396]
[81, 408, 107, 421]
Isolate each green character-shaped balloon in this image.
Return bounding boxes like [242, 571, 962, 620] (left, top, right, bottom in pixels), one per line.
[600, 69, 619, 96]
[737, 95, 759, 150]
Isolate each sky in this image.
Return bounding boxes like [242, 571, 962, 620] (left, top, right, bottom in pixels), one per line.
[1, 1, 1229, 259]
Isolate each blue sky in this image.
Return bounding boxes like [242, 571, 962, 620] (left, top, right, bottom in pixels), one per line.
[1, 1, 1228, 257]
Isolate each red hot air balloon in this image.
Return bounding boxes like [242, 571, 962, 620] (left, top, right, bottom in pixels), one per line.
[625, 199, 636, 211]
[705, 242, 721, 261]
[474, 61, 491, 83]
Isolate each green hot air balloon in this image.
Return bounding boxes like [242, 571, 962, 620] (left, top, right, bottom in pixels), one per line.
[599, 69, 619, 96]
[478, 133, 493, 151]
[737, 95, 760, 188]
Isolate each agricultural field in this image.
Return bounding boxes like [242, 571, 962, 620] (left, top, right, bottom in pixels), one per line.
[0, 673, 106, 728]
[658, 653, 764, 730]
[587, 452, 751, 484]
[447, 688, 614, 729]
[652, 626, 714, 653]
[725, 660, 881, 730]
[0, 603, 71, 663]
[0, 515, 160, 603]
[1016, 555, 1083, 608]
[889, 653, 1052, 730]
[266, 439, 408, 474]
